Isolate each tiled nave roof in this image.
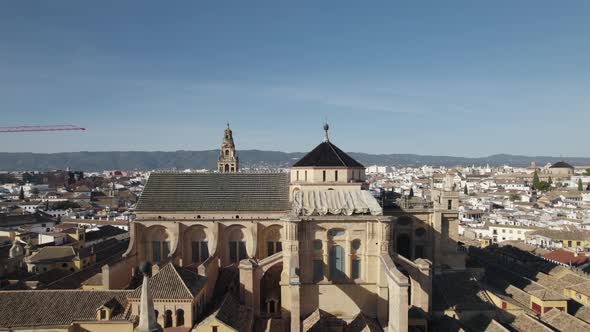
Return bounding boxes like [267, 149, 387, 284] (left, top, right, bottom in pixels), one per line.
[136, 172, 290, 212]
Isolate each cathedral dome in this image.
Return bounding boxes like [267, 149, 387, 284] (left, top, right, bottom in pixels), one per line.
[293, 141, 364, 168]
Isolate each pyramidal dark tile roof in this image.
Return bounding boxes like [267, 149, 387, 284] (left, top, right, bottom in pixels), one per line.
[293, 141, 364, 168]
[199, 293, 252, 332]
[129, 263, 206, 300]
[550, 161, 574, 169]
[136, 172, 290, 212]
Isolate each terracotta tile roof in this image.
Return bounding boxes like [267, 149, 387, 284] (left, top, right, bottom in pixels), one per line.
[26, 246, 76, 263]
[523, 283, 568, 301]
[573, 306, 590, 325]
[0, 290, 132, 328]
[0, 211, 54, 228]
[530, 229, 590, 241]
[482, 319, 510, 332]
[510, 313, 553, 332]
[505, 285, 531, 307]
[84, 225, 127, 242]
[542, 308, 590, 332]
[129, 263, 205, 300]
[543, 250, 589, 266]
[433, 271, 495, 311]
[567, 281, 590, 297]
[136, 172, 290, 212]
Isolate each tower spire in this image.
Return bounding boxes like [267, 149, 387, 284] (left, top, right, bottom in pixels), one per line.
[323, 122, 330, 143]
[218, 124, 239, 173]
[134, 262, 162, 332]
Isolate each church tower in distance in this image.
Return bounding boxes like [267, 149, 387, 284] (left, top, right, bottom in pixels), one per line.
[218, 123, 239, 173]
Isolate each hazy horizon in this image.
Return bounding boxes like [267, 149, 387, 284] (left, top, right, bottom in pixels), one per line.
[1, 149, 589, 160]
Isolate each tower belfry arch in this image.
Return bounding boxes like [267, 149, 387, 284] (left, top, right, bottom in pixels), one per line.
[218, 123, 239, 173]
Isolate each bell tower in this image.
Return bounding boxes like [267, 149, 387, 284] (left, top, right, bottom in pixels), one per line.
[218, 123, 239, 173]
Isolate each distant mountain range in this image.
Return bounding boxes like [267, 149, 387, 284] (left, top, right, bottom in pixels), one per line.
[0, 151, 589, 171]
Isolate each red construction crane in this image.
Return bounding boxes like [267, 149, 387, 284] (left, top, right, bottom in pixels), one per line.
[0, 125, 86, 133]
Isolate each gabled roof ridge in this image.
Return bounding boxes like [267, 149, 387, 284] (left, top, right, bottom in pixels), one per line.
[327, 141, 347, 167]
[170, 263, 198, 298]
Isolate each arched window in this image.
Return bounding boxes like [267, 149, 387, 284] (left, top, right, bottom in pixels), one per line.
[351, 239, 361, 253]
[329, 245, 346, 280]
[396, 234, 411, 259]
[147, 227, 170, 263]
[265, 226, 282, 257]
[398, 216, 412, 226]
[191, 240, 209, 264]
[225, 149, 229, 156]
[228, 228, 247, 263]
[224, 164, 229, 172]
[164, 310, 172, 328]
[187, 227, 209, 264]
[176, 309, 184, 326]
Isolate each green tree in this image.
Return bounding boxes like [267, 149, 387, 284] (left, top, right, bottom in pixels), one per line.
[50, 201, 80, 210]
[464, 184, 468, 195]
[548, 177, 553, 187]
[585, 168, 590, 176]
[509, 194, 520, 202]
[578, 179, 584, 191]
[532, 171, 540, 190]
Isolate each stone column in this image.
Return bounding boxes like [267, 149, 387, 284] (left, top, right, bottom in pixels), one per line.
[239, 259, 260, 316]
[281, 218, 301, 332]
[388, 276, 409, 332]
[323, 239, 329, 281]
[414, 259, 432, 313]
[345, 238, 352, 278]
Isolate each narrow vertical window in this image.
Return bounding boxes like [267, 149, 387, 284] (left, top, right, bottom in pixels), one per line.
[329, 245, 345, 280]
[351, 259, 361, 279]
[238, 241, 247, 260]
[191, 241, 199, 263]
[267, 241, 275, 256]
[323, 170, 326, 182]
[335, 170, 338, 182]
[313, 259, 324, 282]
[296, 171, 299, 181]
[200, 241, 209, 262]
[305, 171, 308, 181]
[448, 199, 452, 210]
[229, 241, 237, 263]
[152, 241, 161, 262]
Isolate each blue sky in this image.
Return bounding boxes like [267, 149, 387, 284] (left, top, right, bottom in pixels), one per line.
[0, 1, 589, 156]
